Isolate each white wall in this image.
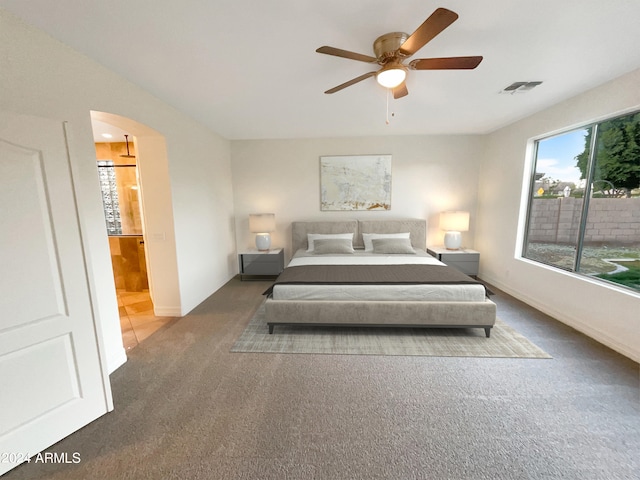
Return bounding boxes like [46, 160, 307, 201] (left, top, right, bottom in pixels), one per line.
[476, 68, 640, 362]
[231, 135, 485, 259]
[0, 9, 236, 373]
[133, 133, 182, 316]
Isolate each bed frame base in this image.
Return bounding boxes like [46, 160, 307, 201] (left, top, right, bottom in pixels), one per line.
[265, 299, 497, 339]
[268, 322, 492, 337]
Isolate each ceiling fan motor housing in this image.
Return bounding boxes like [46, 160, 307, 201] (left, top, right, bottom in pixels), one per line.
[373, 32, 409, 62]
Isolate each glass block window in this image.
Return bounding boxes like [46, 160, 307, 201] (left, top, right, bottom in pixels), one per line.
[98, 160, 122, 235]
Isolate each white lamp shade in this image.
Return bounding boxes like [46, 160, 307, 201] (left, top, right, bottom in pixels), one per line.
[250, 213, 275, 251]
[440, 211, 470, 232]
[440, 211, 469, 250]
[249, 213, 275, 233]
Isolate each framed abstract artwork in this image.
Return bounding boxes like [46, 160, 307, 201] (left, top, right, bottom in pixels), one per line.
[320, 155, 392, 211]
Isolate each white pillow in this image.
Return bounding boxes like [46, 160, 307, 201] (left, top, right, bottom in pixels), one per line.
[362, 232, 410, 252]
[307, 233, 354, 252]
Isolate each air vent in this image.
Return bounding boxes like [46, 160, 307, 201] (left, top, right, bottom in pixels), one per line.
[499, 81, 543, 94]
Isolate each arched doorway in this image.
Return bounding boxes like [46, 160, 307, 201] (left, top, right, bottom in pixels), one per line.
[90, 111, 181, 350]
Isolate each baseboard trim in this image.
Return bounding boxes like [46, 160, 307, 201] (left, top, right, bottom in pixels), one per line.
[482, 274, 639, 363]
[153, 306, 182, 317]
[107, 346, 128, 374]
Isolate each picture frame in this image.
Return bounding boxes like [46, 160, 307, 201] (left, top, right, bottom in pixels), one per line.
[320, 155, 392, 211]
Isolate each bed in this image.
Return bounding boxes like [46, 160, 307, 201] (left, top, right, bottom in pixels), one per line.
[263, 219, 496, 337]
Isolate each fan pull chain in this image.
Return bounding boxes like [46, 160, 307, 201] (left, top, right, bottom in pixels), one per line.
[386, 89, 390, 125]
[385, 89, 395, 125]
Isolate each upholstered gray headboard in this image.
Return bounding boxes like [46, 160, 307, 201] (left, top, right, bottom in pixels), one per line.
[291, 219, 426, 252]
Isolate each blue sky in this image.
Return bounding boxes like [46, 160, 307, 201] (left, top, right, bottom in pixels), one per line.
[536, 128, 589, 185]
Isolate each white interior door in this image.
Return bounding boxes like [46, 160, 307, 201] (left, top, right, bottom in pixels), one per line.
[0, 113, 112, 475]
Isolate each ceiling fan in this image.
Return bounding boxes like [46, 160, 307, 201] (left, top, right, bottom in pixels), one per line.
[316, 7, 482, 99]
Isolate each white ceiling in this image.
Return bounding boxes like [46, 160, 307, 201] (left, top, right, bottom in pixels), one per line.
[3, 0, 640, 140]
[91, 120, 130, 143]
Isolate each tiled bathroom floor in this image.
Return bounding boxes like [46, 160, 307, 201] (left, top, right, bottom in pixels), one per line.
[118, 291, 176, 351]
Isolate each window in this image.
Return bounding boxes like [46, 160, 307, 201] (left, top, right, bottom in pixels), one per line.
[523, 111, 640, 293]
[97, 161, 143, 236]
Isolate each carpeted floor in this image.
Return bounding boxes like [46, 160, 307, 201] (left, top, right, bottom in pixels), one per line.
[232, 303, 552, 358]
[5, 277, 639, 480]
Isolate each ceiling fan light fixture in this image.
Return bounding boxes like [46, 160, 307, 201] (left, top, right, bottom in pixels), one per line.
[376, 63, 407, 89]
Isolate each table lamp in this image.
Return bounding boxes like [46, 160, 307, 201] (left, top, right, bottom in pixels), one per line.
[440, 211, 469, 250]
[249, 213, 275, 251]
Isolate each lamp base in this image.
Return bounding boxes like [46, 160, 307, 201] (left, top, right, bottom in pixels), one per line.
[255, 233, 271, 251]
[444, 231, 462, 250]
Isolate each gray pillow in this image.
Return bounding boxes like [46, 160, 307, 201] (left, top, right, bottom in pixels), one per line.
[371, 238, 416, 254]
[313, 238, 355, 254]
[307, 233, 354, 252]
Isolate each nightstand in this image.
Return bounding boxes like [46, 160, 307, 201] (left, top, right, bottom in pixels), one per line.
[238, 249, 284, 280]
[427, 246, 479, 277]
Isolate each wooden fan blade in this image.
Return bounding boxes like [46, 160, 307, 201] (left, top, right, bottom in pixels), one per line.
[393, 82, 408, 99]
[398, 8, 458, 57]
[324, 72, 377, 94]
[409, 56, 483, 70]
[316, 46, 378, 63]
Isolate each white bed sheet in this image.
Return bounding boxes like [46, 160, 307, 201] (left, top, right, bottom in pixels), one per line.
[271, 249, 487, 302]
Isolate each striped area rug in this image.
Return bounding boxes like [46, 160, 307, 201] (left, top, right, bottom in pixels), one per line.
[231, 304, 552, 358]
